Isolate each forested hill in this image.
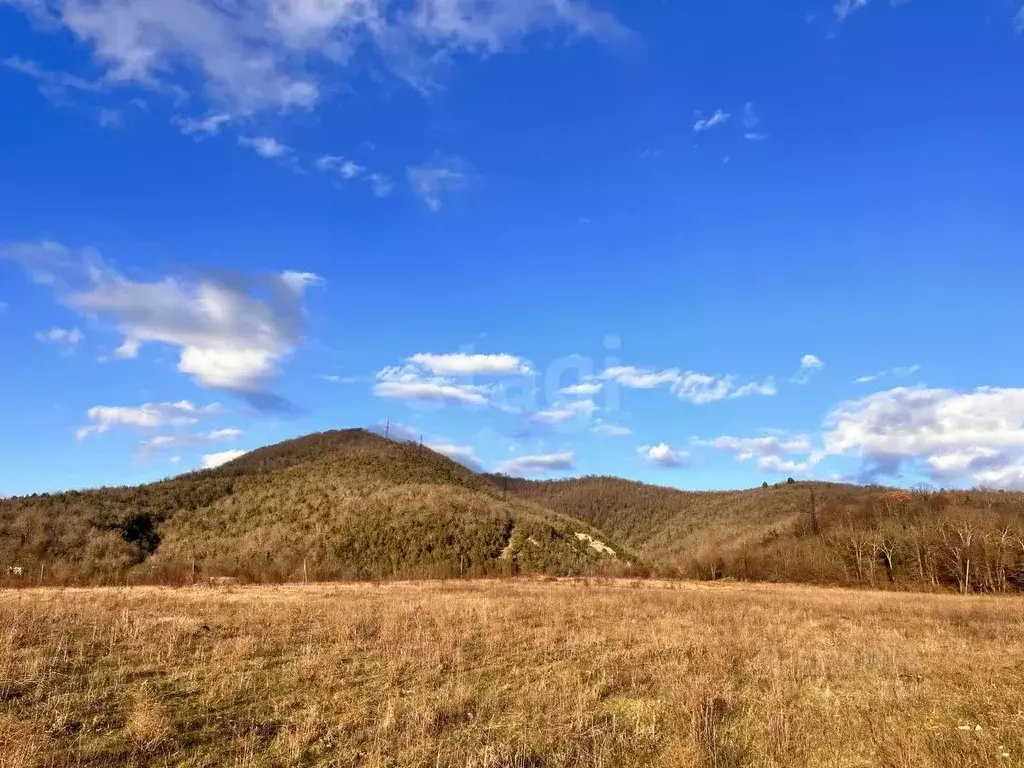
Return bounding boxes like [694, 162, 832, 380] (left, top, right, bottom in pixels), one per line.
[0, 430, 632, 584]
[2, 428, 1023, 592]
[494, 475, 1024, 591]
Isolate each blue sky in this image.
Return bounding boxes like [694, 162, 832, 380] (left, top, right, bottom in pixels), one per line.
[2, 0, 1024, 495]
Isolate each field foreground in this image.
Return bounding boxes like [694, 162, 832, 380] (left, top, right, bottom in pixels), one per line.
[0, 580, 1021, 767]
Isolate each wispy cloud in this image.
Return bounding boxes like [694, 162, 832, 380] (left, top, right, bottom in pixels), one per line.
[374, 366, 491, 407]
[742, 102, 769, 141]
[2, 56, 107, 98]
[790, 354, 824, 385]
[409, 353, 532, 376]
[407, 157, 470, 211]
[560, 381, 603, 397]
[238, 136, 292, 159]
[316, 155, 366, 179]
[77, 401, 221, 441]
[4, 1, 628, 114]
[369, 173, 395, 197]
[372, 352, 532, 408]
[176, 113, 231, 137]
[602, 366, 776, 404]
[96, 108, 123, 128]
[591, 421, 631, 437]
[696, 435, 817, 475]
[137, 427, 244, 457]
[834, 0, 868, 21]
[426, 442, 485, 472]
[497, 451, 575, 476]
[316, 155, 394, 197]
[530, 399, 598, 425]
[694, 108, 730, 132]
[35, 327, 83, 346]
[853, 364, 920, 384]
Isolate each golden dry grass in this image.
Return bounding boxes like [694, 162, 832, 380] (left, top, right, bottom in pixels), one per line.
[0, 579, 1021, 767]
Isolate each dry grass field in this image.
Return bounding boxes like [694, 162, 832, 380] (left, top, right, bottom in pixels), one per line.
[0, 579, 1021, 767]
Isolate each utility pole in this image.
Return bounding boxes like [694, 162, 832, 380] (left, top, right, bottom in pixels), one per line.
[384, 419, 390, 440]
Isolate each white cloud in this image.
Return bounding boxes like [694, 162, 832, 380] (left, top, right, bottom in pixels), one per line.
[137, 426, 243, 457]
[0, 301, 8, 313]
[790, 354, 824, 385]
[698, 434, 816, 475]
[497, 451, 575, 476]
[96, 108, 123, 128]
[854, 364, 921, 384]
[560, 381, 603, 396]
[373, 365, 490, 406]
[822, 386, 1024, 488]
[640, 443, 688, 468]
[374, 422, 483, 470]
[77, 400, 220, 440]
[530, 399, 598, 425]
[757, 456, 814, 475]
[729, 379, 778, 399]
[601, 365, 775, 404]
[316, 155, 391, 196]
[4, 0, 626, 113]
[36, 327, 83, 346]
[602, 366, 681, 389]
[1016, 7, 1024, 34]
[801, 354, 824, 370]
[238, 136, 291, 159]
[2, 55, 107, 96]
[4, 241, 322, 396]
[170, 455, 182, 465]
[744, 132, 769, 142]
[316, 155, 366, 179]
[591, 421, 631, 437]
[834, 0, 868, 20]
[409, 352, 532, 376]
[0, 239, 90, 285]
[693, 108, 730, 132]
[175, 112, 231, 137]
[427, 442, 484, 471]
[372, 352, 532, 408]
[742, 102, 759, 130]
[672, 372, 736, 404]
[407, 158, 469, 211]
[369, 173, 394, 197]
[202, 449, 247, 469]
[704, 435, 813, 457]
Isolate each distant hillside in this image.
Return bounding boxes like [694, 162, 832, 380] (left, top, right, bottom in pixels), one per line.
[497, 475, 1024, 591]
[0, 430, 632, 584]
[3, 428, 1024, 592]
[491, 476, 870, 562]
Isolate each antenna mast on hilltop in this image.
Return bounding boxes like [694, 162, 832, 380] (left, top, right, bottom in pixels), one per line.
[384, 419, 390, 440]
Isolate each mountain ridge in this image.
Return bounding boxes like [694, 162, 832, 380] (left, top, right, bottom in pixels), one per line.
[2, 428, 1023, 592]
